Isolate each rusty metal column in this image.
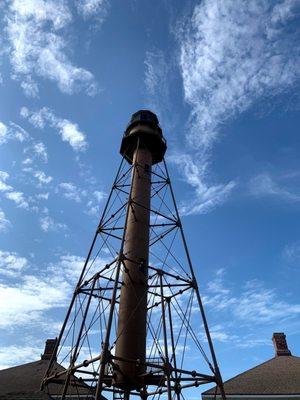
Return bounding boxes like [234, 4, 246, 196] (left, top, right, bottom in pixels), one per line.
[114, 145, 152, 389]
[114, 110, 166, 391]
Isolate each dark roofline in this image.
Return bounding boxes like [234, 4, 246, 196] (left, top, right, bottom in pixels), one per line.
[203, 355, 300, 395]
[0, 359, 42, 373]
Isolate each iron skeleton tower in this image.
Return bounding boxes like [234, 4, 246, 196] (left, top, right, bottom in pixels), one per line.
[42, 111, 226, 400]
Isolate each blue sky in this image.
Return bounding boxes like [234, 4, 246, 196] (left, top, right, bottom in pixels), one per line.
[0, 0, 300, 389]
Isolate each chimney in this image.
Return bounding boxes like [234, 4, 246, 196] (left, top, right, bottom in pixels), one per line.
[272, 332, 292, 356]
[41, 338, 58, 360]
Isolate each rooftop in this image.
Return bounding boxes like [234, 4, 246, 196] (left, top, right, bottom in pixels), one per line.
[0, 339, 95, 399]
[203, 332, 300, 398]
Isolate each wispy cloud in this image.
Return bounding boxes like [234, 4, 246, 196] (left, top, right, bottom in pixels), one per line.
[144, 49, 172, 128]
[0, 209, 11, 232]
[24, 142, 48, 163]
[0, 171, 31, 209]
[0, 253, 87, 330]
[0, 122, 8, 145]
[85, 190, 106, 216]
[57, 181, 106, 215]
[179, 0, 300, 148]
[0, 121, 29, 145]
[204, 269, 300, 325]
[58, 182, 83, 203]
[76, 0, 109, 22]
[0, 170, 44, 212]
[249, 172, 300, 202]
[166, 0, 300, 216]
[0, 344, 41, 370]
[48, 254, 85, 285]
[169, 153, 235, 215]
[0, 250, 28, 277]
[33, 170, 53, 186]
[282, 240, 300, 265]
[5, 191, 29, 210]
[0, 273, 69, 329]
[5, 0, 98, 96]
[21, 107, 88, 152]
[39, 215, 67, 233]
[0, 121, 50, 180]
[0, 171, 12, 192]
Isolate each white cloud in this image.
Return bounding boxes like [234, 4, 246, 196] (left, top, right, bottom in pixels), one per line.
[36, 192, 49, 200]
[0, 274, 69, 329]
[57, 119, 87, 151]
[57, 181, 105, 215]
[0, 171, 12, 192]
[0, 122, 8, 145]
[204, 269, 300, 324]
[0, 171, 38, 211]
[271, 0, 300, 25]
[0, 250, 28, 277]
[34, 170, 53, 186]
[85, 190, 106, 216]
[48, 254, 85, 285]
[20, 76, 39, 97]
[93, 190, 105, 202]
[5, 191, 29, 209]
[0, 253, 89, 330]
[283, 240, 300, 265]
[76, 0, 109, 21]
[171, 0, 300, 216]
[0, 172, 9, 181]
[169, 153, 235, 215]
[249, 172, 300, 202]
[20, 106, 43, 127]
[9, 122, 30, 142]
[39, 215, 67, 232]
[144, 49, 172, 127]
[0, 121, 29, 145]
[58, 182, 83, 202]
[235, 280, 300, 323]
[0, 181, 12, 192]
[209, 324, 238, 343]
[0, 345, 40, 370]
[21, 107, 87, 152]
[0, 209, 11, 232]
[22, 158, 33, 166]
[5, 0, 98, 96]
[32, 142, 48, 163]
[179, 0, 300, 149]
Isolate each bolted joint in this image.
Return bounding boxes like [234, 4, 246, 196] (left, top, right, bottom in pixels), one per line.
[118, 252, 125, 262]
[100, 349, 112, 366]
[191, 278, 198, 290]
[174, 382, 181, 394]
[163, 360, 173, 375]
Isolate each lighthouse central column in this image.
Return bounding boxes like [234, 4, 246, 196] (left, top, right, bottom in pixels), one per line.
[114, 145, 152, 389]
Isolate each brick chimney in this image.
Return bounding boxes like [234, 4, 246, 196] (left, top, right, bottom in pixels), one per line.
[41, 338, 58, 360]
[272, 332, 292, 356]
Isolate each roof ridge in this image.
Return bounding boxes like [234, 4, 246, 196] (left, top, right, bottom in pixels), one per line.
[0, 360, 44, 373]
[203, 355, 300, 394]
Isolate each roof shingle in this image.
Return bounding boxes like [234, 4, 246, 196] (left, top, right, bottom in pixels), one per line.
[203, 355, 300, 397]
